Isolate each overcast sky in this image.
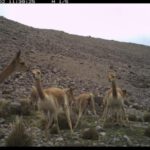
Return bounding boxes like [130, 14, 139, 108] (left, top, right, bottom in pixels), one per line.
[0, 4, 150, 46]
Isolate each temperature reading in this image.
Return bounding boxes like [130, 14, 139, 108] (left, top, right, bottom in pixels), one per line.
[19, 0, 25, 2]
[8, 0, 35, 3]
[59, 0, 68, 3]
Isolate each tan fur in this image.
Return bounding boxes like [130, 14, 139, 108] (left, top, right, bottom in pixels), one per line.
[0, 50, 28, 83]
[30, 87, 74, 110]
[74, 92, 97, 129]
[31, 69, 73, 134]
[31, 69, 61, 135]
[102, 71, 128, 126]
[102, 87, 126, 110]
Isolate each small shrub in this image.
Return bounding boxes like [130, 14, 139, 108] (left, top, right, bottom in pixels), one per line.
[9, 102, 21, 115]
[128, 114, 137, 121]
[20, 99, 33, 115]
[38, 116, 48, 130]
[143, 112, 150, 122]
[147, 108, 150, 112]
[5, 116, 33, 146]
[81, 127, 99, 140]
[38, 110, 77, 131]
[58, 111, 77, 129]
[0, 99, 11, 117]
[79, 119, 89, 129]
[144, 126, 150, 137]
[103, 121, 114, 128]
[132, 103, 142, 110]
[50, 124, 59, 134]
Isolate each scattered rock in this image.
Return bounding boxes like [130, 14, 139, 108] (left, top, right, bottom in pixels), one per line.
[128, 114, 137, 121]
[95, 125, 104, 132]
[0, 118, 5, 124]
[2, 90, 12, 95]
[112, 136, 120, 143]
[100, 132, 106, 136]
[51, 68, 58, 74]
[131, 103, 142, 110]
[123, 135, 132, 146]
[55, 137, 64, 142]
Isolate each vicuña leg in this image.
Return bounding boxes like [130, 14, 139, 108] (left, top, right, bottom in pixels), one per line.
[64, 94, 73, 134]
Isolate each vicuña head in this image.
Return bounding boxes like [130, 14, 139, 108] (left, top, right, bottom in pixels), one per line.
[0, 50, 29, 83]
[108, 71, 117, 82]
[74, 92, 97, 129]
[31, 69, 42, 81]
[12, 50, 29, 72]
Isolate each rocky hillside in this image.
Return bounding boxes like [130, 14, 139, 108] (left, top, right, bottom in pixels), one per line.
[0, 16, 150, 108]
[0, 16, 150, 146]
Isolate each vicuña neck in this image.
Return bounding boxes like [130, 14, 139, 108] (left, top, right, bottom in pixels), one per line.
[111, 80, 117, 98]
[35, 79, 45, 101]
[0, 62, 15, 83]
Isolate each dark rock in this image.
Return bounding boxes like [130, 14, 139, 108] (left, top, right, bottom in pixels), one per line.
[0, 118, 5, 124]
[123, 135, 132, 146]
[143, 112, 150, 122]
[96, 125, 104, 132]
[81, 127, 99, 140]
[144, 126, 150, 137]
[58, 111, 77, 129]
[10, 102, 21, 115]
[50, 125, 59, 134]
[131, 103, 142, 110]
[128, 114, 137, 121]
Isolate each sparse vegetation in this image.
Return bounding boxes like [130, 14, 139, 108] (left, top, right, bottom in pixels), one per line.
[58, 112, 69, 129]
[19, 99, 33, 115]
[50, 124, 59, 134]
[5, 116, 33, 147]
[144, 126, 150, 137]
[128, 114, 137, 121]
[0, 99, 11, 117]
[58, 111, 77, 129]
[143, 112, 150, 122]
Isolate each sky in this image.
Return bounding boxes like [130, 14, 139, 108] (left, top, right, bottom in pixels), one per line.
[0, 4, 150, 46]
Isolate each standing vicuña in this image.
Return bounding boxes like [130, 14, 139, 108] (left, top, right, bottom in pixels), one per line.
[73, 92, 97, 129]
[102, 71, 128, 126]
[31, 69, 74, 134]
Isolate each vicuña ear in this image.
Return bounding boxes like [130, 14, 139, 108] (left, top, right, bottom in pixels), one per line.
[122, 89, 127, 97]
[68, 84, 75, 91]
[31, 69, 35, 74]
[16, 50, 21, 59]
